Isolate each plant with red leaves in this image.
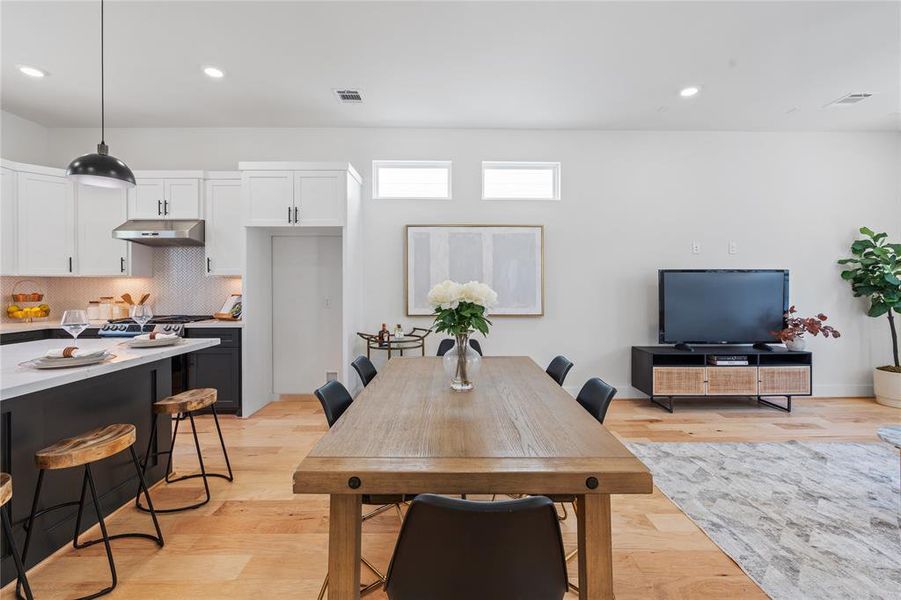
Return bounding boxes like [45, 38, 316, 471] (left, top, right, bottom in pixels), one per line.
[772, 305, 841, 342]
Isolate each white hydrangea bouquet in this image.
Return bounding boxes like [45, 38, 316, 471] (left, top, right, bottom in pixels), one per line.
[427, 280, 497, 391]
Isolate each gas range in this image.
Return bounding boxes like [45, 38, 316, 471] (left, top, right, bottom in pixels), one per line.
[97, 315, 212, 337]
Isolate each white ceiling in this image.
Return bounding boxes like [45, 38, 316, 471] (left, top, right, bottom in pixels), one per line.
[2, 1, 899, 131]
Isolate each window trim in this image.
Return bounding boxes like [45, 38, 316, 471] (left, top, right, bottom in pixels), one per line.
[481, 161, 561, 201]
[372, 160, 453, 200]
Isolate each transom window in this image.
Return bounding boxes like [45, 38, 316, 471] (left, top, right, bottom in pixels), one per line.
[482, 161, 561, 200]
[372, 160, 452, 199]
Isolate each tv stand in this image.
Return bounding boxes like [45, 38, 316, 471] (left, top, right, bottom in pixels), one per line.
[631, 345, 812, 413]
[753, 342, 775, 351]
[673, 343, 695, 352]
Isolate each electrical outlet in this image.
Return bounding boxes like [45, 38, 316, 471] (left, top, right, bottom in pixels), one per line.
[728, 241, 738, 255]
[323, 297, 332, 308]
[691, 241, 701, 254]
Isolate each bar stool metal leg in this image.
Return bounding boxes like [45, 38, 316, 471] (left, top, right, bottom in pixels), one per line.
[137, 411, 212, 513]
[210, 404, 234, 481]
[2, 504, 33, 600]
[137, 403, 234, 513]
[168, 407, 233, 484]
[17, 470, 43, 600]
[81, 463, 118, 599]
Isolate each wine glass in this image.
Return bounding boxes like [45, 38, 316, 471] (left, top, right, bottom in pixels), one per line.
[60, 310, 90, 347]
[130, 304, 153, 332]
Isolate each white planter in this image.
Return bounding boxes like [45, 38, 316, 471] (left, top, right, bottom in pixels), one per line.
[785, 338, 806, 352]
[873, 368, 901, 409]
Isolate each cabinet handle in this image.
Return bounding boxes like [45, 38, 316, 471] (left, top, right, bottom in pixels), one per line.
[207, 257, 211, 273]
[68, 257, 73, 273]
[158, 199, 162, 215]
[120, 257, 126, 273]
[288, 206, 292, 224]
[164, 200, 169, 215]
[294, 206, 298, 223]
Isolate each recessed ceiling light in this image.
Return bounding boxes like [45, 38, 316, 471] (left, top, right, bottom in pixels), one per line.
[18, 65, 46, 78]
[679, 86, 700, 98]
[203, 66, 225, 79]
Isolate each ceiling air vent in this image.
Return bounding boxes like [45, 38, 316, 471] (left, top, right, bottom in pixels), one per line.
[334, 89, 363, 103]
[828, 92, 873, 107]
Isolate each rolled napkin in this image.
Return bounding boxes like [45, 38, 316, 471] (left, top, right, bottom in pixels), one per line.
[132, 332, 179, 342]
[43, 347, 107, 359]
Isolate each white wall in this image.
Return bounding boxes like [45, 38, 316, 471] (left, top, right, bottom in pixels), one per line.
[41, 126, 901, 397]
[1, 110, 48, 164]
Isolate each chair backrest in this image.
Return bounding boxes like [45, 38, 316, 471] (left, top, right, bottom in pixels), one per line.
[351, 355, 378, 388]
[385, 494, 568, 600]
[576, 377, 617, 424]
[545, 355, 574, 387]
[313, 380, 354, 428]
[436, 338, 483, 357]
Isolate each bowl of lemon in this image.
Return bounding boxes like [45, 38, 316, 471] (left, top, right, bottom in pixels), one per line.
[6, 304, 51, 322]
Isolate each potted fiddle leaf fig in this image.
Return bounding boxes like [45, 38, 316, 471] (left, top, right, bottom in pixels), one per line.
[838, 227, 901, 408]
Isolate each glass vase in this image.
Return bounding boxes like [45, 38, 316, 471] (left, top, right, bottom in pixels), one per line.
[443, 333, 481, 392]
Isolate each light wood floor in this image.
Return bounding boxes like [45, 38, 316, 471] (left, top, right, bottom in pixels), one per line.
[2, 395, 898, 599]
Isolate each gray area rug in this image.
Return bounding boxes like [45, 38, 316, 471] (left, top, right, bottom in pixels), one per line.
[628, 441, 901, 600]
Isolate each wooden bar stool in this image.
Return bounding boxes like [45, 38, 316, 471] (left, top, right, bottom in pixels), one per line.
[19, 424, 163, 600]
[1, 474, 33, 600]
[136, 388, 233, 513]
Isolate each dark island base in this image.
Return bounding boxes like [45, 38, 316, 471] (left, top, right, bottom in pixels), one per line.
[1, 358, 174, 586]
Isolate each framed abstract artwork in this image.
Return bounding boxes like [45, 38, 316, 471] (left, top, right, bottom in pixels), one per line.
[405, 224, 544, 316]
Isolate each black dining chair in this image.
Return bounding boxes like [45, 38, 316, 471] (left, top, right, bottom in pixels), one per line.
[436, 338, 483, 357]
[313, 380, 409, 599]
[545, 355, 574, 387]
[351, 355, 378, 388]
[384, 494, 568, 600]
[575, 377, 617, 424]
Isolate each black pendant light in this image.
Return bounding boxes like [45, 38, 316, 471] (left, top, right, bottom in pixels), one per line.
[66, 0, 135, 189]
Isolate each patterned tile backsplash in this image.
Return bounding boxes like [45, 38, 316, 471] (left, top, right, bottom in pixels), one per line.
[2, 247, 241, 322]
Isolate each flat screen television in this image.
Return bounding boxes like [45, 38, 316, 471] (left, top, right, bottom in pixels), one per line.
[658, 269, 789, 345]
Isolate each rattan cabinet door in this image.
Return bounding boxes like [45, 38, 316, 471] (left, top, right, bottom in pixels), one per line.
[706, 367, 758, 395]
[652, 367, 707, 395]
[758, 366, 810, 395]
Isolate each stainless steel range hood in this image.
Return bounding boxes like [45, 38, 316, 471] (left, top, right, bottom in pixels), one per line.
[113, 220, 205, 246]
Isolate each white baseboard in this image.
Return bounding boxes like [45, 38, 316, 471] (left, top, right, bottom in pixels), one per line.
[811, 383, 873, 398]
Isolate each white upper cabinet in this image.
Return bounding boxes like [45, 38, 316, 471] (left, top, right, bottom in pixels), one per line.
[204, 174, 244, 276]
[130, 178, 166, 218]
[294, 171, 344, 226]
[16, 170, 76, 276]
[75, 184, 151, 276]
[165, 179, 201, 218]
[240, 163, 360, 228]
[128, 172, 202, 219]
[242, 170, 294, 226]
[1, 167, 17, 275]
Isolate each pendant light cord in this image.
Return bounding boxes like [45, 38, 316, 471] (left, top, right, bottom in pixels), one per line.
[100, 0, 105, 144]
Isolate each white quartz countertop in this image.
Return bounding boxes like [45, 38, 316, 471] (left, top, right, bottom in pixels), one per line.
[0, 319, 243, 334]
[1, 337, 220, 401]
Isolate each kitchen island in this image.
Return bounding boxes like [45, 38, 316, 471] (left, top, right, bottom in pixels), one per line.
[0, 337, 219, 586]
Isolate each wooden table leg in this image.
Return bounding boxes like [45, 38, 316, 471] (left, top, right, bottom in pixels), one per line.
[577, 494, 614, 599]
[328, 494, 362, 599]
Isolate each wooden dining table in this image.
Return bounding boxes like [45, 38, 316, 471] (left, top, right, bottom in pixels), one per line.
[293, 356, 653, 599]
